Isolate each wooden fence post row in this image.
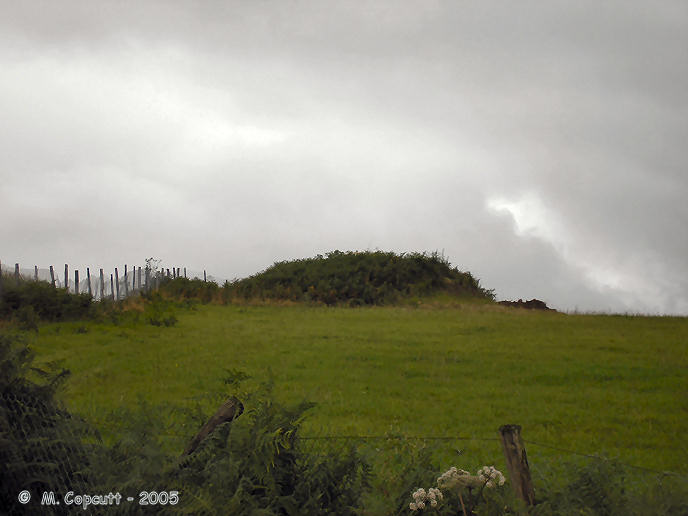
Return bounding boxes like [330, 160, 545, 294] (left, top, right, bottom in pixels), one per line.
[2, 263, 208, 301]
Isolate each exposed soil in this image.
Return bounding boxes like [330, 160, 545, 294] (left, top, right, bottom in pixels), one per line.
[497, 298, 556, 311]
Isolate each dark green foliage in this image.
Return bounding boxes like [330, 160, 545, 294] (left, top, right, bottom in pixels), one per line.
[0, 333, 93, 515]
[532, 459, 688, 516]
[15, 304, 40, 332]
[171, 398, 370, 515]
[0, 277, 93, 321]
[225, 250, 495, 305]
[81, 389, 370, 514]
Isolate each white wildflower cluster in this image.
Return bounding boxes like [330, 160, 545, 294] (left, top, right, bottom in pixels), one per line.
[436, 466, 474, 490]
[477, 466, 506, 488]
[409, 487, 443, 511]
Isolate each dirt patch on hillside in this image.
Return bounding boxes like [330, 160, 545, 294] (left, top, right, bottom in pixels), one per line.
[497, 298, 556, 311]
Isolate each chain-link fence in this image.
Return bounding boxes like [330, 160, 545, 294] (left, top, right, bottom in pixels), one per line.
[1, 390, 95, 515]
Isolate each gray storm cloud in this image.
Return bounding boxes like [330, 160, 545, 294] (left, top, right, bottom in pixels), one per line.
[1, 1, 686, 314]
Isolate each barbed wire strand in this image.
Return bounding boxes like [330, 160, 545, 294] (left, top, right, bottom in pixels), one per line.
[299, 435, 500, 442]
[297, 433, 688, 479]
[522, 439, 688, 479]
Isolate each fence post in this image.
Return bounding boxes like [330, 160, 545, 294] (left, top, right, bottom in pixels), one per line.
[124, 265, 129, 297]
[138, 267, 142, 290]
[145, 267, 150, 293]
[0, 261, 3, 299]
[110, 274, 115, 301]
[132, 266, 136, 291]
[499, 425, 535, 506]
[100, 269, 105, 300]
[204, 270, 207, 282]
[75, 270, 79, 295]
[15, 263, 20, 279]
[184, 267, 187, 279]
[50, 266, 55, 287]
[182, 397, 244, 456]
[35, 265, 38, 281]
[87, 268, 92, 297]
[64, 264, 69, 292]
[115, 268, 120, 300]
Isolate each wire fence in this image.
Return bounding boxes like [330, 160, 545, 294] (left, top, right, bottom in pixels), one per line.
[0, 261, 224, 302]
[295, 434, 687, 480]
[3, 386, 686, 516]
[1, 391, 93, 515]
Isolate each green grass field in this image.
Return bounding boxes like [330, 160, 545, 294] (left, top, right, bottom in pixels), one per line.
[26, 299, 688, 483]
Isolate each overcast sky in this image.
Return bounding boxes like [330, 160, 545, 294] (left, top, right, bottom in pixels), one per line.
[1, 1, 687, 314]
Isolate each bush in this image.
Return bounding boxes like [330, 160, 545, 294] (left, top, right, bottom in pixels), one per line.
[0, 334, 94, 515]
[143, 292, 178, 327]
[224, 250, 495, 306]
[532, 459, 688, 516]
[0, 277, 93, 321]
[171, 397, 370, 514]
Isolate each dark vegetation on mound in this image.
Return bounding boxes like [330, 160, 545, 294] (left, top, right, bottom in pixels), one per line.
[224, 250, 495, 306]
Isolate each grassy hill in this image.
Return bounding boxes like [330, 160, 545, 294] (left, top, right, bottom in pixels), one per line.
[3, 252, 688, 513]
[224, 250, 495, 305]
[21, 302, 688, 513]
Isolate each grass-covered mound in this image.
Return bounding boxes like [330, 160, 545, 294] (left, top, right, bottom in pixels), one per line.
[225, 250, 494, 305]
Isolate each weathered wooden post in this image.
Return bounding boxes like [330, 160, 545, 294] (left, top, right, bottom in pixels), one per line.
[110, 274, 115, 300]
[50, 266, 55, 287]
[64, 264, 69, 291]
[100, 269, 105, 300]
[499, 425, 535, 507]
[184, 267, 187, 278]
[124, 265, 129, 297]
[34, 266, 38, 281]
[75, 270, 79, 295]
[182, 397, 244, 457]
[15, 263, 20, 279]
[132, 266, 136, 291]
[137, 266, 142, 290]
[114, 267, 120, 300]
[87, 268, 93, 297]
[204, 270, 207, 282]
[145, 267, 150, 293]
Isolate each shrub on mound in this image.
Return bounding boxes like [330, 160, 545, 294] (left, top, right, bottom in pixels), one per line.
[226, 250, 494, 305]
